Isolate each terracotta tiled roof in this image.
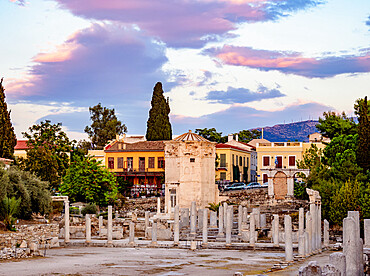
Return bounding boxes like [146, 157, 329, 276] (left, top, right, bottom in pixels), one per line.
[173, 131, 209, 142]
[216, 143, 251, 152]
[105, 141, 164, 152]
[15, 140, 28, 150]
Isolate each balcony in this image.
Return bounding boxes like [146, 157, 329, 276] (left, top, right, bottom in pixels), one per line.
[216, 162, 228, 170]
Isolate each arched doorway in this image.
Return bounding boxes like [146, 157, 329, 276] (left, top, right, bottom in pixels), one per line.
[273, 171, 287, 199]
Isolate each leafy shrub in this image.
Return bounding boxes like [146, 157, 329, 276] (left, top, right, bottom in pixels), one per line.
[0, 197, 21, 230]
[81, 203, 97, 216]
[69, 206, 80, 215]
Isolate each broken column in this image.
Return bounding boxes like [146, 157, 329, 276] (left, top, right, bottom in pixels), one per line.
[284, 215, 293, 262]
[306, 211, 312, 255]
[180, 208, 189, 228]
[298, 207, 305, 257]
[364, 219, 370, 248]
[250, 211, 256, 246]
[209, 211, 217, 228]
[272, 214, 279, 247]
[238, 205, 243, 235]
[344, 211, 363, 276]
[225, 206, 232, 246]
[145, 211, 150, 239]
[329, 252, 346, 276]
[64, 200, 70, 243]
[174, 205, 180, 246]
[260, 214, 266, 228]
[253, 207, 260, 228]
[151, 220, 158, 246]
[107, 205, 112, 245]
[223, 202, 228, 228]
[129, 221, 135, 246]
[323, 219, 329, 247]
[218, 205, 224, 237]
[202, 208, 208, 246]
[310, 203, 317, 252]
[85, 214, 91, 244]
[198, 209, 204, 230]
[157, 197, 161, 215]
[190, 201, 197, 235]
[99, 215, 103, 235]
[304, 231, 309, 257]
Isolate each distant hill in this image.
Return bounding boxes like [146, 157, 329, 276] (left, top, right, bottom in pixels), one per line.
[252, 120, 320, 142]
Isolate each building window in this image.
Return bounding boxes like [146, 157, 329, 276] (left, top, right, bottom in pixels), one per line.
[275, 156, 282, 169]
[220, 172, 226, 180]
[190, 158, 195, 163]
[243, 157, 245, 167]
[220, 154, 226, 167]
[158, 157, 165, 168]
[127, 157, 133, 170]
[139, 157, 145, 171]
[148, 157, 155, 168]
[263, 156, 270, 167]
[239, 156, 242, 167]
[232, 154, 234, 165]
[263, 174, 268, 184]
[108, 157, 114, 169]
[289, 156, 296, 167]
[236, 155, 238, 166]
[117, 157, 123, 169]
[247, 157, 249, 167]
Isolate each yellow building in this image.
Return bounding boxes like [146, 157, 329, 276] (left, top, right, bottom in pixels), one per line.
[14, 140, 28, 159]
[215, 141, 253, 183]
[256, 141, 326, 184]
[104, 140, 165, 194]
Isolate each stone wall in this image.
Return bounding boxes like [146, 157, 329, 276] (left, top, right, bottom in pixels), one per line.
[0, 223, 59, 260]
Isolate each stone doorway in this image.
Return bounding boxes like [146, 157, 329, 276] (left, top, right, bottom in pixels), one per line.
[273, 171, 287, 199]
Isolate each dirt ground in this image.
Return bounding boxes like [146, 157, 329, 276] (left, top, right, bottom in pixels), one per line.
[0, 246, 336, 276]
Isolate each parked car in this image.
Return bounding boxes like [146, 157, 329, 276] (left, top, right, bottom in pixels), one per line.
[246, 182, 262, 189]
[224, 182, 247, 191]
[261, 182, 268, 188]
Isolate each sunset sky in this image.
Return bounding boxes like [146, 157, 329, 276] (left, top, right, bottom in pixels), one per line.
[2, 0, 370, 140]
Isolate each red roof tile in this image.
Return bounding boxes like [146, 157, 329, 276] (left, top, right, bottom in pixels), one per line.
[15, 140, 28, 150]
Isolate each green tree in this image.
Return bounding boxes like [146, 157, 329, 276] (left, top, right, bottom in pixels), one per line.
[355, 96, 370, 172]
[237, 129, 261, 143]
[195, 128, 226, 142]
[146, 82, 172, 141]
[60, 155, 118, 206]
[0, 196, 21, 230]
[329, 180, 360, 226]
[316, 111, 357, 140]
[85, 103, 127, 149]
[0, 166, 51, 219]
[23, 120, 72, 190]
[0, 78, 17, 159]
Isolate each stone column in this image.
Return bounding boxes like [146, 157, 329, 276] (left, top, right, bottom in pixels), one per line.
[64, 200, 70, 243]
[223, 202, 228, 228]
[346, 211, 363, 275]
[238, 205, 243, 235]
[365, 219, 370, 248]
[107, 205, 113, 245]
[310, 203, 316, 252]
[129, 221, 135, 246]
[85, 214, 91, 244]
[343, 216, 359, 276]
[250, 212, 256, 246]
[298, 234, 305, 257]
[329, 252, 346, 276]
[253, 208, 260, 228]
[174, 205, 180, 246]
[304, 231, 309, 257]
[209, 211, 217, 228]
[260, 214, 266, 228]
[242, 207, 248, 223]
[273, 214, 279, 246]
[157, 197, 161, 215]
[268, 174, 274, 196]
[180, 208, 189, 228]
[225, 206, 232, 246]
[284, 215, 293, 262]
[145, 211, 150, 239]
[286, 177, 294, 197]
[202, 208, 208, 246]
[218, 205, 224, 237]
[299, 208, 304, 237]
[151, 220, 158, 246]
[318, 203, 322, 250]
[197, 209, 204, 230]
[190, 201, 197, 235]
[306, 211, 312, 254]
[99, 215, 103, 235]
[323, 219, 329, 247]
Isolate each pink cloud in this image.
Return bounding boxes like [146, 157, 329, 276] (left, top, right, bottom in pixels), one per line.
[206, 45, 370, 78]
[55, 0, 320, 48]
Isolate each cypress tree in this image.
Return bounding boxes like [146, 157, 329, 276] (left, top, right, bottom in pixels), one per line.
[355, 96, 370, 172]
[146, 82, 172, 141]
[0, 78, 17, 159]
